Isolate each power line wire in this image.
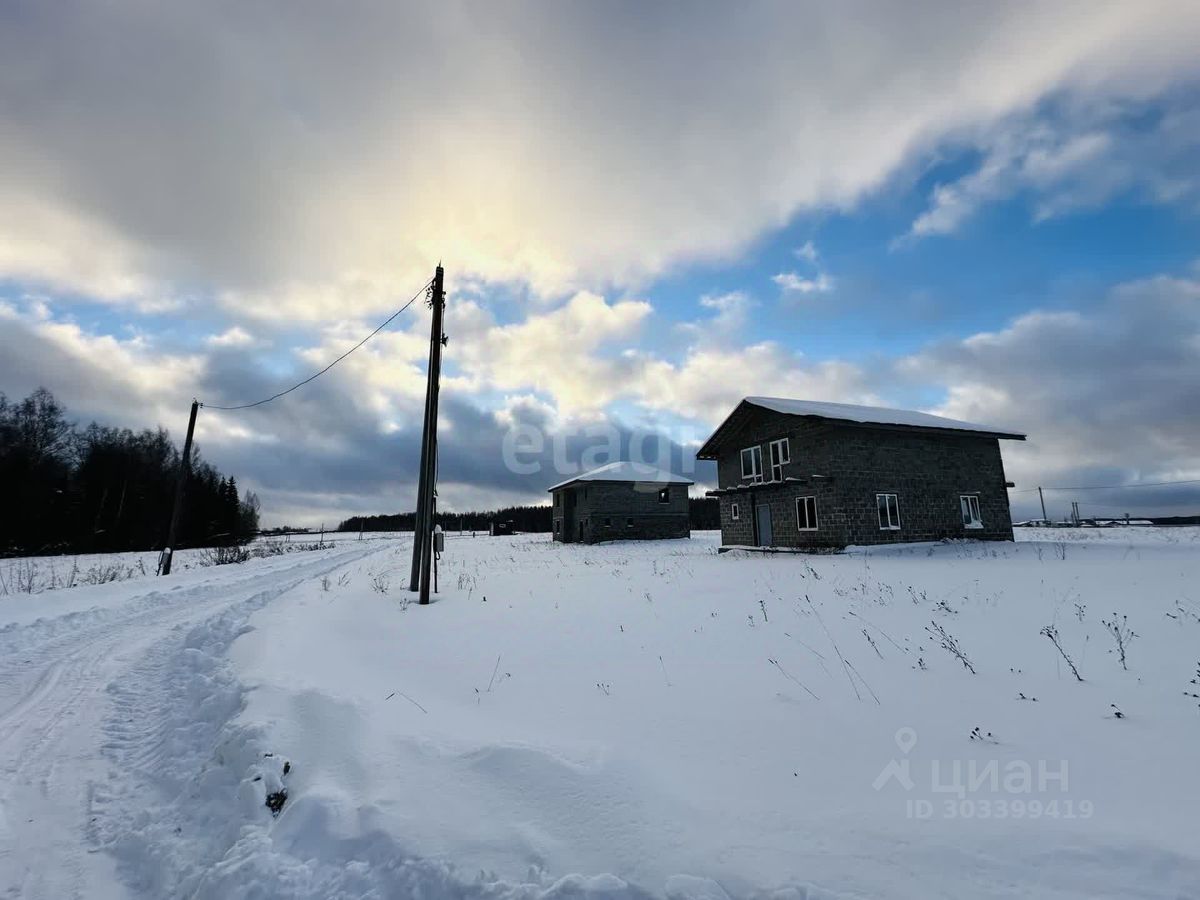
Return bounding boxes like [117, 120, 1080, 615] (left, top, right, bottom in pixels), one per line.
[1010, 478, 1200, 493]
[202, 279, 433, 411]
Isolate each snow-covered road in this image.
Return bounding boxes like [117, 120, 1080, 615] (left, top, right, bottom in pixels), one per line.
[0, 542, 384, 899]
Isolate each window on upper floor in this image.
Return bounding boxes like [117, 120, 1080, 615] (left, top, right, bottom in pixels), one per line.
[658, 487, 670, 503]
[740, 445, 763, 482]
[960, 495, 983, 529]
[769, 438, 790, 481]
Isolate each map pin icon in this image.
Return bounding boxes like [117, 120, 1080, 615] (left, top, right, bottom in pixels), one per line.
[895, 727, 917, 754]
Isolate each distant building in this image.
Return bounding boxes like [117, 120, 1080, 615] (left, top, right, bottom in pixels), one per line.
[549, 462, 692, 544]
[697, 397, 1025, 549]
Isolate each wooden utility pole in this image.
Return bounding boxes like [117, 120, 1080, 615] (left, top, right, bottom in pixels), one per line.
[409, 265, 446, 602]
[418, 268, 446, 605]
[160, 399, 199, 575]
[1038, 486, 1047, 523]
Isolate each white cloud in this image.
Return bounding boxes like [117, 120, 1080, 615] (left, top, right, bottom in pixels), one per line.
[450, 292, 653, 415]
[0, 301, 203, 427]
[773, 271, 834, 294]
[1, 3, 1198, 315]
[206, 326, 258, 348]
[627, 342, 878, 426]
[899, 272, 1200, 505]
[905, 95, 1200, 240]
[0, 192, 174, 311]
[697, 291, 756, 331]
[795, 241, 820, 263]
[775, 240, 834, 295]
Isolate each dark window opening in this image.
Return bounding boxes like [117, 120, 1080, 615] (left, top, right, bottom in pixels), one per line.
[796, 496, 818, 531]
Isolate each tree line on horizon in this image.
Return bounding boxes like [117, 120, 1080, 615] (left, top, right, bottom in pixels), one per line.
[338, 497, 721, 533]
[0, 387, 259, 557]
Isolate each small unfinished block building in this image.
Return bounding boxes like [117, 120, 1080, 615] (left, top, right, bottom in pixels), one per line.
[549, 462, 692, 544]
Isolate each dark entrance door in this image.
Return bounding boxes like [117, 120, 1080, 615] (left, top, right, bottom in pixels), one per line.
[755, 504, 773, 546]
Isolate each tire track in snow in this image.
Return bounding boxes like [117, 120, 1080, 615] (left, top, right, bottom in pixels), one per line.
[0, 542, 388, 900]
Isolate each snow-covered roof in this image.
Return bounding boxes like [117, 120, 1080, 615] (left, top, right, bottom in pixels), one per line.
[548, 461, 694, 492]
[745, 397, 1025, 436]
[697, 396, 1025, 458]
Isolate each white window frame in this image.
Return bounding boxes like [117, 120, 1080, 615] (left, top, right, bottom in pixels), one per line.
[769, 438, 790, 482]
[877, 493, 901, 530]
[740, 445, 763, 482]
[960, 494, 983, 529]
[796, 495, 818, 531]
[731, 502, 740, 521]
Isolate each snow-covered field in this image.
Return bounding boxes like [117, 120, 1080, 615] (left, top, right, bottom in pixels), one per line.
[2, 528, 1198, 899]
[0, 531, 404, 597]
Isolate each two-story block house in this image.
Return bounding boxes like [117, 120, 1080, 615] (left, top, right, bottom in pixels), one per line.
[696, 397, 1025, 548]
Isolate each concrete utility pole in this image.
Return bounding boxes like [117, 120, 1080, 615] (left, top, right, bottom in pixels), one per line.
[160, 399, 199, 575]
[1038, 486, 1047, 523]
[408, 265, 446, 603]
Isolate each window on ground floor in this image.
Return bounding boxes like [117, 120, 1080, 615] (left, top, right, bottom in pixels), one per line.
[796, 495, 818, 531]
[626, 517, 633, 527]
[604, 517, 613, 527]
[877, 493, 901, 530]
[960, 494, 983, 529]
[740, 445, 763, 482]
[554, 519, 561, 534]
[731, 501, 740, 521]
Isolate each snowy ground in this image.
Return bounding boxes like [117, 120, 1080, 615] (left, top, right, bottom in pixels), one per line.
[0, 531, 403, 597]
[2, 528, 1198, 899]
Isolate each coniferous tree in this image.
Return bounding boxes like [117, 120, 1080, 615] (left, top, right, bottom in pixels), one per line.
[0, 388, 261, 556]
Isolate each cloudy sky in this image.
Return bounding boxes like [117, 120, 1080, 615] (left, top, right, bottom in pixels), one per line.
[2, 1, 1199, 525]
